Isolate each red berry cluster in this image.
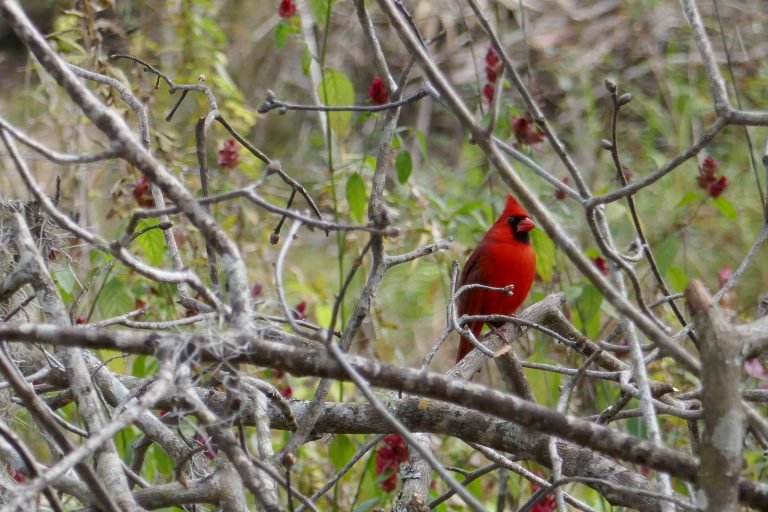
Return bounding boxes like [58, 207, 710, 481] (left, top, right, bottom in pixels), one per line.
[554, 176, 569, 200]
[717, 266, 732, 288]
[217, 139, 239, 169]
[6, 463, 25, 483]
[292, 300, 307, 321]
[368, 76, 388, 105]
[510, 114, 545, 146]
[532, 495, 556, 512]
[271, 369, 293, 399]
[744, 357, 767, 380]
[194, 433, 217, 460]
[278, 0, 296, 18]
[132, 175, 155, 207]
[375, 434, 409, 492]
[482, 45, 502, 104]
[697, 156, 727, 198]
[530, 479, 556, 512]
[592, 256, 609, 275]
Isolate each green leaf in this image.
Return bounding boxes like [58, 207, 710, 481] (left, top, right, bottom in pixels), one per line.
[675, 190, 701, 209]
[98, 276, 135, 320]
[530, 228, 555, 282]
[275, 20, 291, 49]
[395, 151, 412, 184]
[666, 265, 689, 292]
[309, 0, 332, 28]
[133, 355, 149, 377]
[134, 219, 167, 267]
[654, 234, 679, 277]
[319, 68, 354, 137]
[301, 44, 312, 75]
[213, 59, 244, 101]
[52, 267, 78, 298]
[574, 285, 603, 338]
[583, 246, 601, 259]
[452, 199, 487, 218]
[363, 155, 377, 172]
[329, 434, 354, 470]
[315, 303, 332, 328]
[712, 196, 737, 220]
[414, 129, 428, 159]
[145, 444, 174, 482]
[352, 499, 380, 512]
[346, 173, 367, 223]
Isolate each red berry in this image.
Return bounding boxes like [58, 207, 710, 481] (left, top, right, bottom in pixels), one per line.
[217, 139, 239, 169]
[375, 434, 409, 474]
[592, 256, 609, 275]
[368, 76, 389, 105]
[717, 266, 732, 288]
[531, 494, 556, 512]
[700, 156, 718, 178]
[6, 464, 25, 483]
[293, 301, 307, 321]
[511, 115, 545, 146]
[132, 175, 155, 207]
[484, 45, 500, 68]
[485, 67, 498, 83]
[554, 176, 569, 200]
[530, 476, 556, 512]
[697, 156, 719, 189]
[484, 45, 502, 84]
[482, 83, 495, 104]
[707, 175, 728, 198]
[278, 0, 296, 18]
[194, 433, 217, 460]
[744, 358, 767, 380]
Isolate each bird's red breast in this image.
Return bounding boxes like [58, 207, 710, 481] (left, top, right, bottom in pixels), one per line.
[456, 194, 536, 362]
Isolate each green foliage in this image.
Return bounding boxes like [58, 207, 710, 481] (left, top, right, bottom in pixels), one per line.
[530, 228, 555, 282]
[395, 150, 412, 184]
[319, 69, 354, 137]
[301, 43, 313, 75]
[309, 0, 333, 28]
[572, 285, 603, 339]
[52, 266, 78, 301]
[346, 173, 367, 222]
[97, 274, 135, 320]
[329, 434, 355, 470]
[712, 196, 737, 220]
[134, 220, 168, 267]
[275, 19, 300, 49]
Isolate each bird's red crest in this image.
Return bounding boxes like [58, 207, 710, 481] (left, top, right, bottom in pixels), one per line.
[501, 193, 530, 218]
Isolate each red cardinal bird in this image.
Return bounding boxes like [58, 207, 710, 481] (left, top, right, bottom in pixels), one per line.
[456, 194, 536, 362]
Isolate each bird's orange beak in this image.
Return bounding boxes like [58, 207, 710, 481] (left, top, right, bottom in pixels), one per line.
[517, 217, 536, 233]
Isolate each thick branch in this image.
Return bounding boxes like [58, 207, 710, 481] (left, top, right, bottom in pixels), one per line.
[687, 280, 745, 512]
[2, 323, 768, 509]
